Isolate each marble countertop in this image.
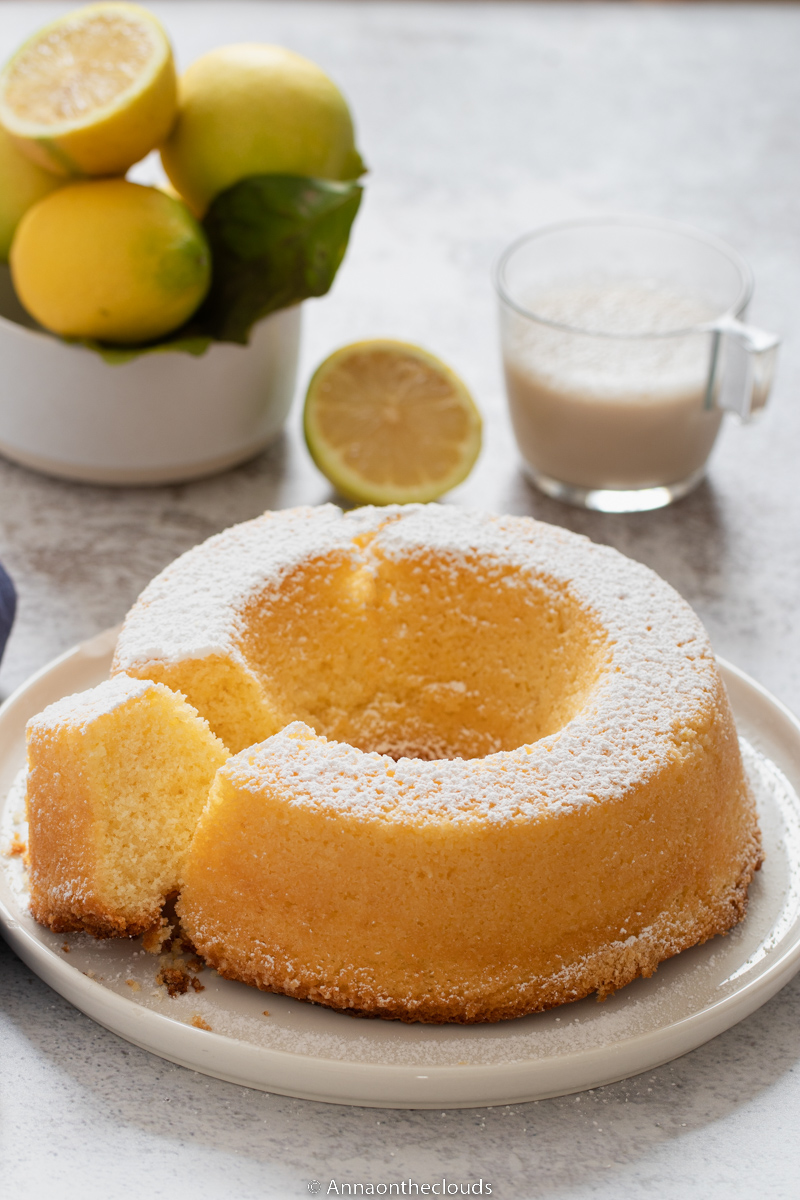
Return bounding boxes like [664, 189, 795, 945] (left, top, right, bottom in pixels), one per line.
[2, 3, 800, 1197]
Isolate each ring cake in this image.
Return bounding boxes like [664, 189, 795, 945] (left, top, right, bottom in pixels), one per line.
[102, 504, 760, 1022]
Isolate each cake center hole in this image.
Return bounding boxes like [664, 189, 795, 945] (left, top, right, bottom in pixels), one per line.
[241, 552, 607, 761]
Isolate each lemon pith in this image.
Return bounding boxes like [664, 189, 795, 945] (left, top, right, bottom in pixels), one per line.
[304, 340, 482, 505]
[0, 2, 177, 177]
[161, 44, 363, 216]
[10, 179, 210, 344]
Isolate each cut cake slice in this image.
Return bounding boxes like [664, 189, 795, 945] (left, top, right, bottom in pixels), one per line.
[26, 674, 229, 937]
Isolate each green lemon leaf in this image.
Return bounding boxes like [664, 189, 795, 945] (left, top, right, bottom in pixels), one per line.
[56, 173, 363, 362]
[197, 174, 363, 343]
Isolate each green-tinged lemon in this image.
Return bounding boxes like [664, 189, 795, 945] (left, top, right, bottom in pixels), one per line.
[10, 179, 210, 344]
[161, 44, 365, 216]
[0, 124, 64, 261]
[304, 340, 482, 505]
[0, 2, 177, 177]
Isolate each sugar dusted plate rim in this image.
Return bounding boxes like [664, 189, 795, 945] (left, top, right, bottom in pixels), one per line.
[2, 629, 800, 1109]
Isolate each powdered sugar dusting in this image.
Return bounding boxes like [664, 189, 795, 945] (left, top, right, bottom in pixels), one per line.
[112, 505, 363, 669]
[26, 674, 156, 736]
[114, 504, 718, 820]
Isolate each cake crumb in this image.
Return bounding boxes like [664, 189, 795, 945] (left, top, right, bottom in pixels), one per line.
[172, 932, 199, 957]
[157, 965, 205, 997]
[126, 979, 141, 992]
[262, 1009, 270, 1017]
[61, 943, 70, 953]
[4, 832, 26, 857]
[142, 920, 173, 955]
[191, 1014, 212, 1031]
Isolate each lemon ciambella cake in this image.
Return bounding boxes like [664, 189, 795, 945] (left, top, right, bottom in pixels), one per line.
[107, 504, 761, 1022]
[26, 675, 228, 937]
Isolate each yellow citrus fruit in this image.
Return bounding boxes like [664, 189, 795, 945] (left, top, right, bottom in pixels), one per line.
[0, 124, 65, 261]
[0, 2, 177, 177]
[161, 44, 364, 216]
[304, 340, 482, 505]
[10, 179, 211, 344]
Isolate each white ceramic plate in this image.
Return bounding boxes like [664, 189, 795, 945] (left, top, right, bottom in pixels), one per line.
[2, 630, 800, 1109]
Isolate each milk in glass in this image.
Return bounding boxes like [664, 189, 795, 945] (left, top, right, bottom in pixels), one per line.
[502, 283, 722, 490]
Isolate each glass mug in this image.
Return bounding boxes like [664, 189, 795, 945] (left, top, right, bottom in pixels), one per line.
[495, 217, 780, 512]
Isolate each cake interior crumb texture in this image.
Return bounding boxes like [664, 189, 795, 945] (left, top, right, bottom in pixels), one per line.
[26, 676, 228, 937]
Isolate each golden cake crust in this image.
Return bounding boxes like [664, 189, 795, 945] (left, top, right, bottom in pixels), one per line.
[194, 848, 761, 1024]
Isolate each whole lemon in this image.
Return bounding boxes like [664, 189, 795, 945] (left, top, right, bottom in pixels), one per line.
[10, 179, 211, 344]
[0, 124, 64, 261]
[161, 44, 364, 216]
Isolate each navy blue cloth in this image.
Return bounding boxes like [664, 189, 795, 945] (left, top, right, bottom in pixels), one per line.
[0, 561, 15, 666]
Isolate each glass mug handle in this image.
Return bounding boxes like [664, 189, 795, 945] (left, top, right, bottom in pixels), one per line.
[706, 315, 780, 421]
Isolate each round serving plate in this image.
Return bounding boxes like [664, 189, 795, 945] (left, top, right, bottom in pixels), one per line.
[0, 267, 300, 486]
[2, 630, 800, 1109]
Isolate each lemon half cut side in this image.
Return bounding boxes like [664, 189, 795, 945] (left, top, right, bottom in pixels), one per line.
[0, 2, 177, 177]
[304, 340, 483, 505]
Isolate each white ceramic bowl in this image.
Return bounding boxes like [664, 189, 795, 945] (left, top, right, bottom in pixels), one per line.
[0, 266, 301, 485]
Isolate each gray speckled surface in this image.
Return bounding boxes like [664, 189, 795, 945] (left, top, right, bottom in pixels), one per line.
[1, 2, 800, 1196]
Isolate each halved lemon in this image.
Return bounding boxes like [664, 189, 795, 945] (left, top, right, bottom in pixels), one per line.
[0, 2, 177, 177]
[304, 340, 482, 505]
